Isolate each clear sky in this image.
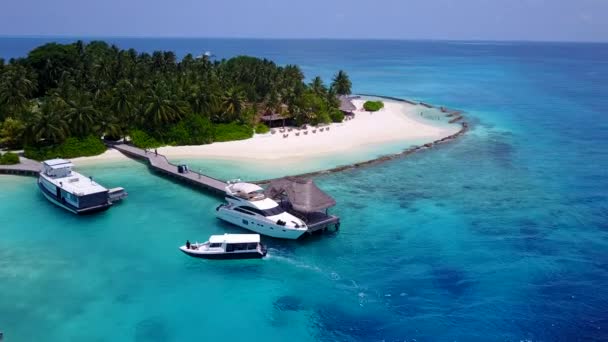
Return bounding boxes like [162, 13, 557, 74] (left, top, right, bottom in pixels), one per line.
[1, 0, 607, 42]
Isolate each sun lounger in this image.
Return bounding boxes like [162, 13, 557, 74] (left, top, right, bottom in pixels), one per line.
[295, 132, 300, 136]
[283, 134, 289, 138]
[304, 131, 308, 135]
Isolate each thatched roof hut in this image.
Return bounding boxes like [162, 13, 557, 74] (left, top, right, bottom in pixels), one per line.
[264, 177, 336, 213]
[261, 113, 285, 122]
[339, 96, 356, 113]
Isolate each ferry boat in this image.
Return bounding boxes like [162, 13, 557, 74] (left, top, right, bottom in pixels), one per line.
[215, 182, 308, 239]
[179, 234, 267, 259]
[37, 159, 126, 214]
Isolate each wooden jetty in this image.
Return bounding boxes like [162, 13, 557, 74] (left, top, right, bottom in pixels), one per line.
[110, 144, 227, 196]
[110, 143, 339, 234]
[0, 157, 41, 176]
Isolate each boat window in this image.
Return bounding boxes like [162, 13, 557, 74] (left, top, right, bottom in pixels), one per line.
[247, 243, 257, 250]
[234, 189, 265, 201]
[240, 206, 265, 216]
[240, 205, 284, 217]
[209, 243, 222, 248]
[261, 206, 285, 217]
[234, 207, 254, 216]
[248, 190, 266, 201]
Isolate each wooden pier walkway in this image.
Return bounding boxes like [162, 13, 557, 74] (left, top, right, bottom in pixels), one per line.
[109, 144, 227, 195]
[0, 157, 41, 176]
[109, 143, 340, 233]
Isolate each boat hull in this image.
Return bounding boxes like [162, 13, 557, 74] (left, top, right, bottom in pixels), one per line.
[179, 248, 266, 260]
[216, 207, 306, 239]
[38, 180, 111, 215]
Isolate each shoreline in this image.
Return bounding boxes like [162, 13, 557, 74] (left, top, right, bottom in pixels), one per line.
[255, 120, 468, 183]
[154, 97, 460, 161]
[2, 95, 469, 181]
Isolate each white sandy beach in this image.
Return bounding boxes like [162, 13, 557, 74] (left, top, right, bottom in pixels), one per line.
[72, 99, 459, 164]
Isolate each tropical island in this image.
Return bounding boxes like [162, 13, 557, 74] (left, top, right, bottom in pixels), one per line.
[0, 40, 464, 175]
[0, 40, 352, 159]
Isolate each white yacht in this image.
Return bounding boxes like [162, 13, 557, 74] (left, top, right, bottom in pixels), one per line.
[37, 159, 126, 214]
[215, 182, 308, 239]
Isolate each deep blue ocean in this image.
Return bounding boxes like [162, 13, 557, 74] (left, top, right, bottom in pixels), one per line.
[1, 38, 608, 341]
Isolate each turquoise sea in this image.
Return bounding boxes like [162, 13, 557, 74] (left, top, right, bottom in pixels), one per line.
[1, 38, 608, 341]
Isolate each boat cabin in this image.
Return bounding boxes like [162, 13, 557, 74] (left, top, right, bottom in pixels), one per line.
[42, 159, 74, 178]
[228, 182, 266, 201]
[180, 234, 266, 259]
[208, 233, 261, 252]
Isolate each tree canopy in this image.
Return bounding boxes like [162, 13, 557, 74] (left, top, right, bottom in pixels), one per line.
[331, 70, 352, 95]
[0, 40, 353, 158]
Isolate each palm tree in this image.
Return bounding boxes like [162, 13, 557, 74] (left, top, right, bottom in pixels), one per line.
[0, 65, 36, 116]
[62, 93, 100, 137]
[94, 113, 122, 140]
[326, 87, 340, 109]
[309, 76, 327, 96]
[143, 84, 182, 127]
[187, 85, 218, 117]
[331, 70, 352, 95]
[264, 90, 281, 114]
[111, 80, 135, 121]
[0, 117, 25, 148]
[25, 99, 69, 144]
[221, 87, 245, 122]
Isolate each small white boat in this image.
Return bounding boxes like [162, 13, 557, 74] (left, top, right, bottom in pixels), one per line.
[179, 234, 267, 259]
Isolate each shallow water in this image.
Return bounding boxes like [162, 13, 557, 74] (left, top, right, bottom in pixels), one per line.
[170, 100, 459, 181]
[1, 39, 608, 341]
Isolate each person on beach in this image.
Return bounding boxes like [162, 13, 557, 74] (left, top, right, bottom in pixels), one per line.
[154, 149, 158, 156]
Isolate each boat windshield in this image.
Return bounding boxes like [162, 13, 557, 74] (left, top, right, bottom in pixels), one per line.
[235, 205, 285, 217]
[235, 190, 266, 201]
[261, 206, 285, 217]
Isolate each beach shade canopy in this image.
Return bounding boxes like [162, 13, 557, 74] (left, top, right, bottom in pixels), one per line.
[261, 113, 287, 122]
[264, 177, 337, 213]
[339, 96, 356, 112]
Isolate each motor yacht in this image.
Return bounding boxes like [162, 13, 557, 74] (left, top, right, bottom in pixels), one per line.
[215, 182, 308, 239]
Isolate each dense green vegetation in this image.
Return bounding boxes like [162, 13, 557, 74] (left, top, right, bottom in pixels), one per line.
[363, 100, 384, 112]
[214, 123, 253, 142]
[0, 40, 353, 158]
[24, 135, 106, 160]
[255, 123, 270, 134]
[0, 151, 20, 164]
[329, 109, 345, 123]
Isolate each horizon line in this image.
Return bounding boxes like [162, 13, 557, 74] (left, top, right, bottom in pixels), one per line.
[0, 34, 607, 44]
